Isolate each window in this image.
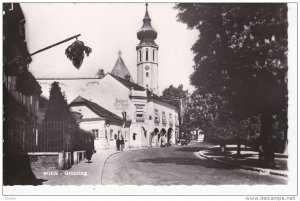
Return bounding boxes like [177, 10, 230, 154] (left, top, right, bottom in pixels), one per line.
[153, 49, 155, 61]
[154, 109, 160, 124]
[30, 96, 33, 105]
[4, 76, 7, 89]
[139, 50, 142, 61]
[22, 94, 26, 106]
[135, 105, 145, 122]
[8, 3, 13, 11]
[146, 72, 149, 77]
[110, 129, 113, 140]
[35, 129, 38, 146]
[92, 129, 99, 140]
[19, 20, 26, 41]
[162, 112, 166, 126]
[18, 92, 22, 103]
[26, 96, 30, 111]
[175, 115, 179, 126]
[146, 49, 148, 61]
[169, 113, 173, 127]
[146, 84, 148, 89]
[35, 99, 39, 115]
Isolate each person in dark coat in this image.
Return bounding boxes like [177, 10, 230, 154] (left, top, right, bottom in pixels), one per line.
[120, 137, 125, 151]
[167, 128, 173, 146]
[86, 138, 93, 163]
[116, 137, 121, 151]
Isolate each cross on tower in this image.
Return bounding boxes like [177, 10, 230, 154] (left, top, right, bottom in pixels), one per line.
[118, 50, 122, 56]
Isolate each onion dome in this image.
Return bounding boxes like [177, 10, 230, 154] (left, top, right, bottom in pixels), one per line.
[137, 3, 158, 47]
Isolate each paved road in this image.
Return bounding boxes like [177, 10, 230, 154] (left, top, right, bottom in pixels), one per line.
[101, 143, 287, 185]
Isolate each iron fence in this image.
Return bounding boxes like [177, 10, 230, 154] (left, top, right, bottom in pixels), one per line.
[25, 120, 93, 152]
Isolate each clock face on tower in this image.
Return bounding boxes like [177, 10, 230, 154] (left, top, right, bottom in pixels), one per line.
[145, 65, 150, 71]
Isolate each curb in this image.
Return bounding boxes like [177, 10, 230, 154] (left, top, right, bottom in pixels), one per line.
[198, 151, 288, 178]
[100, 151, 121, 185]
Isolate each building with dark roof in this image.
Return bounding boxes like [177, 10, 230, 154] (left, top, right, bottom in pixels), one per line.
[111, 51, 135, 83]
[69, 96, 131, 150]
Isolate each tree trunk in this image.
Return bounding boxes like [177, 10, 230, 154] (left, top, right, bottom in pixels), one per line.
[260, 110, 275, 168]
[237, 143, 241, 158]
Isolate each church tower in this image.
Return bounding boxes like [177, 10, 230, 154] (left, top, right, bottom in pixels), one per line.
[136, 3, 159, 95]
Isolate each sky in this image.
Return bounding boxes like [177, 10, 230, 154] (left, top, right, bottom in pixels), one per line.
[21, 3, 198, 95]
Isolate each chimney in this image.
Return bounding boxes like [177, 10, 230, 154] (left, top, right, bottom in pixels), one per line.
[96, 69, 105, 79]
[124, 74, 130, 81]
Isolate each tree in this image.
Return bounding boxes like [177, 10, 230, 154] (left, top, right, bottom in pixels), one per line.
[187, 90, 250, 156]
[44, 82, 74, 122]
[161, 84, 188, 106]
[175, 3, 288, 167]
[160, 84, 189, 124]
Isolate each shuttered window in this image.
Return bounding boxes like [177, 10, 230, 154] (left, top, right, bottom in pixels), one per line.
[162, 112, 166, 126]
[135, 105, 145, 122]
[154, 109, 160, 124]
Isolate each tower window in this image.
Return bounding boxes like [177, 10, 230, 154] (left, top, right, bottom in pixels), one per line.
[146, 84, 148, 88]
[146, 49, 149, 61]
[146, 72, 149, 77]
[139, 50, 142, 62]
[153, 49, 155, 61]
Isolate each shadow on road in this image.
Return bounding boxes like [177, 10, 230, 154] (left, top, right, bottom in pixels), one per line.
[173, 146, 208, 152]
[173, 142, 216, 153]
[136, 157, 237, 170]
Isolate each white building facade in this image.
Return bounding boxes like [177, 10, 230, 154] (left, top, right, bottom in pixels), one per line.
[37, 4, 179, 149]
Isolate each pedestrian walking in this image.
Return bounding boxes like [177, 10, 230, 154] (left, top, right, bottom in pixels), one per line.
[167, 129, 172, 146]
[116, 137, 121, 151]
[86, 137, 94, 163]
[120, 137, 125, 151]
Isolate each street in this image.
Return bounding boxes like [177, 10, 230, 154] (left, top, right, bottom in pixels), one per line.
[101, 143, 287, 185]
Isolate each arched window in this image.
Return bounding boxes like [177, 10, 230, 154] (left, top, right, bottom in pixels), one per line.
[146, 49, 149, 61]
[153, 49, 155, 61]
[139, 50, 142, 62]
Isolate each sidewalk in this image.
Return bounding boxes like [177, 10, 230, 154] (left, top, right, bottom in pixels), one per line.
[32, 147, 148, 185]
[198, 145, 288, 177]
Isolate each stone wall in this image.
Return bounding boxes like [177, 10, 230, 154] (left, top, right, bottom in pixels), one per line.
[29, 154, 58, 170]
[28, 151, 85, 170]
